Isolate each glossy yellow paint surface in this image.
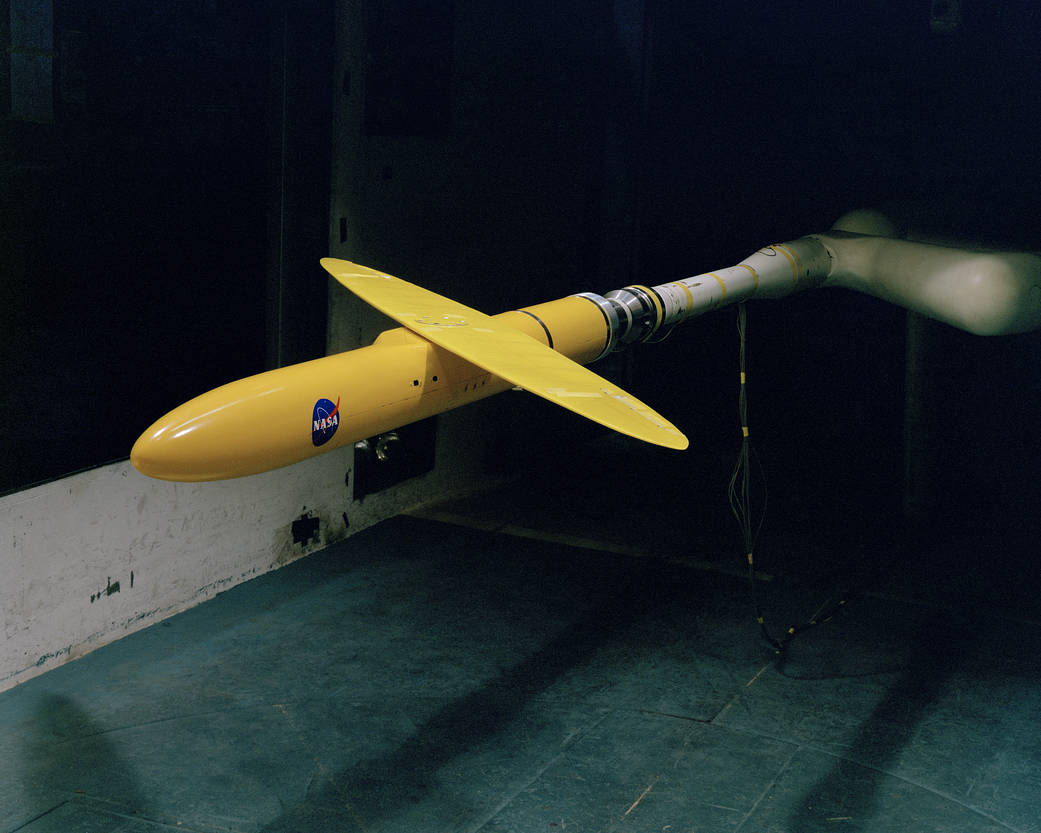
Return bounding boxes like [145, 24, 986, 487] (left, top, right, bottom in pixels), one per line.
[131, 328, 512, 481]
[321, 259, 688, 451]
[131, 261, 687, 481]
[497, 295, 610, 365]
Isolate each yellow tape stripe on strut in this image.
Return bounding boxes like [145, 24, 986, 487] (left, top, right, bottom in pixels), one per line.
[669, 281, 695, 316]
[738, 263, 760, 291]
[773, 243, 801, 284]
[782, 243, 804, 279]
[789, 244, 804, 279]
[708, 273, 727, 300]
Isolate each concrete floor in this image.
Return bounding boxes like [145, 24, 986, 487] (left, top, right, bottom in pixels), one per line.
[3, 439, 1040, 832]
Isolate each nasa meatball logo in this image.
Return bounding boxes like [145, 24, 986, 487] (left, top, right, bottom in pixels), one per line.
[311, 397, 340, 446]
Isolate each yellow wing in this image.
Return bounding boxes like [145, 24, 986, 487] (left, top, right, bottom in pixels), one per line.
[321, 258, 688, 450]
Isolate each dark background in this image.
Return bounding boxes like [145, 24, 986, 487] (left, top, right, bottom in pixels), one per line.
[3, 0, 1040, 562]
[1, 0, 331, 491]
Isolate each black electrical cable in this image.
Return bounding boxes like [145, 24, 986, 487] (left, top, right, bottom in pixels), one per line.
[727, 303, 854, 654]
[727, 303, 782, 650]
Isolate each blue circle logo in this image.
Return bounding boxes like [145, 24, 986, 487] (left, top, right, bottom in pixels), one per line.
[312, 397, 340, 446]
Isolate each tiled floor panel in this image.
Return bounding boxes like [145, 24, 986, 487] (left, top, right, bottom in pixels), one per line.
[3, 510, 1039, 832]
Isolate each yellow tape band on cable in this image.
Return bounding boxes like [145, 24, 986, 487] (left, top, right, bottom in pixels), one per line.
[742, 426, 749, 437]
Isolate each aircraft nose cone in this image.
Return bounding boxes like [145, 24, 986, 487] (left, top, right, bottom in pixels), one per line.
[129, 378, 281, 482]
[128, 362, 345, 482]
[131, 416, 216, 482]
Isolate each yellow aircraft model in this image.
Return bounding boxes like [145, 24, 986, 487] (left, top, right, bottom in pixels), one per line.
[131, 230, 1041, 482]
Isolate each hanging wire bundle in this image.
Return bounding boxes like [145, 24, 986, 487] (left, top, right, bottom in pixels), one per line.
[727, 303, 852, 654]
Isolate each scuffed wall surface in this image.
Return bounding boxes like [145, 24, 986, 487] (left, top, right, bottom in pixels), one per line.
[0, 449, 351, 692]
[1, 409, 501, 694]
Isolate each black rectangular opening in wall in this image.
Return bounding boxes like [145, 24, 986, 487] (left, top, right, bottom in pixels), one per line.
[352, 418, 438, 501]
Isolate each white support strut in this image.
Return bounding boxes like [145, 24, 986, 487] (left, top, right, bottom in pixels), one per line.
[583, 232, 1041, 350]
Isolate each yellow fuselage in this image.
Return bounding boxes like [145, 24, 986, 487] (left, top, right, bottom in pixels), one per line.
[131, 296, 609, 481]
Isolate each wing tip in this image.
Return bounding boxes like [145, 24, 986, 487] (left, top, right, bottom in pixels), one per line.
[638, 426, 689, 451]
[321, 257, 388, 279]
[666, 433, 690, 451]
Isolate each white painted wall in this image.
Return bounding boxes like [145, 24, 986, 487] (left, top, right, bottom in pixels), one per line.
[0, 396, 498, 694]
[0, 449, 343, 691]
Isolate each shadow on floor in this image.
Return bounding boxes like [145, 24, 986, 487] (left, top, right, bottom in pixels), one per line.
[18, 694, 147, 827]
[783, 613, 970, 832]
[781, 513, 1039, 832]
[256, 554, 709, 832]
